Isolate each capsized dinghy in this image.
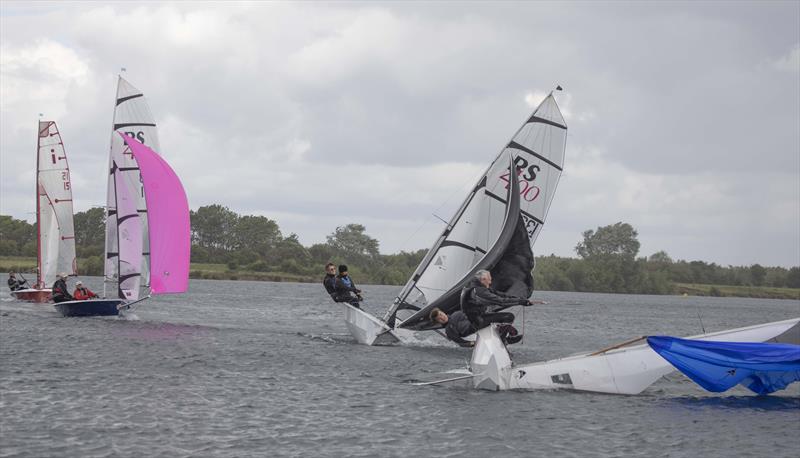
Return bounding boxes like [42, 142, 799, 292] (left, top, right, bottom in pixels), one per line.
[647, 336, 800, 395]
[345, 91, 568, 345]
[420, 317, 800, 394]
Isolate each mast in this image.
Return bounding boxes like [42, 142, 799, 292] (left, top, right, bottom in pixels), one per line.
[104, 74, 120, 298]
[35, 119, 43, 288]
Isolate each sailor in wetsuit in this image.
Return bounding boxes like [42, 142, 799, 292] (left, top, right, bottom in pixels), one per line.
[334, 265, 363, 308]
[51, 273, 73, 303]
[322, 263, 338, 300]
[430, 307, 522, 347]
[7, 272, 28, 291]
[461, 269, 533, 333]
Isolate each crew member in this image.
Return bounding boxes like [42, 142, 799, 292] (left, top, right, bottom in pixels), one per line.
[322, 263, 338, 300]
[461, 270, 533, 329]
[430, 307, 522, 347]
[335, 265, 363, 308]
[7, 272, 28, 291]
[51, 273, 73, 303]
[73, 281, 98, 300]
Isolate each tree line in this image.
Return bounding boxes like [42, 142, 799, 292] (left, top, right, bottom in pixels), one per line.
[1, 211, 798, 291]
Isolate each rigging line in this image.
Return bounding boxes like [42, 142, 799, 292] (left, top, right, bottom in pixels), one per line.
[696, 305, 706, 334]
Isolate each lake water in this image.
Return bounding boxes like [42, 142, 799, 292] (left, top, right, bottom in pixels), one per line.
[1, 278, 799, 457]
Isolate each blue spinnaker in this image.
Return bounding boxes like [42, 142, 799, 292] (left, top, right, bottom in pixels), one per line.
[647, 336, 800, 395]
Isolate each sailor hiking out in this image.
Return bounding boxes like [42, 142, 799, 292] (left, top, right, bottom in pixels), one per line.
[460, 270, 534, 342]
[7, 272, 28, 292]
[334, 265, 363, 308]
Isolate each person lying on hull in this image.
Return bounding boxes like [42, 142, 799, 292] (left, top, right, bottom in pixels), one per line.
[430, 307, 522, 347]
[7, 272, 28, 291]
[51, 273, 73, 303]
[461, 269, 537, 339]
[334, 265, 363, 308]
[73, 281, 98, 300]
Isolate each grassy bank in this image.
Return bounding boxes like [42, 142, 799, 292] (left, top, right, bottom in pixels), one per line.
[3, 256, 799, 298]
[673, 283, 800, 300]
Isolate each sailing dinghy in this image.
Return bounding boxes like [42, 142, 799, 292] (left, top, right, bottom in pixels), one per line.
[54, 78, 189, 317]
[345, 91, 568, 345]
[12, 121, 77, 303]
[421, 318, 800, 394]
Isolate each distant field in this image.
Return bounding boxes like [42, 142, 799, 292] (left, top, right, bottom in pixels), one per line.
[674, 283, 800, 300]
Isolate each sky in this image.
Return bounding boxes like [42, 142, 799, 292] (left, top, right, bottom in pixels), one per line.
[1, 1, 798, 267]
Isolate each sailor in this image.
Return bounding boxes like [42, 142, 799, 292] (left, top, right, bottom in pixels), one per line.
[73, 281, 98, 300]
[51, 273, 73, 303]
[334, 265, 363, 308]
[7, 272, 28, 291]
[430, 307, 522, 347]
[461, 269, 533, 331]
[322, 262, 338, 300]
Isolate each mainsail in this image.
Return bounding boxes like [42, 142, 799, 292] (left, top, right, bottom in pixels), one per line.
[104, 76, 160, 297]
[394, 93, 567, 329]
[36, 121, 77, 288]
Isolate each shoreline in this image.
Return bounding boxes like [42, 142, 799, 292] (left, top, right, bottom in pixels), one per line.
[3, 257, 798, 300]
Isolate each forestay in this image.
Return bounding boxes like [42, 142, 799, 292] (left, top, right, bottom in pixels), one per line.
[104, 76, 160, 298]
[36, 121, 77, 287]
[394, 94, 567, 329]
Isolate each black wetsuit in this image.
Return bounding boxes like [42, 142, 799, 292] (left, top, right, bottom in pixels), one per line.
[444, 311, 477, 347]
[334, 274, 362, 308]
[323, 273, 337, 299]
[8, 277, 27, 291]
[51, 278, 73, 303]
[461, 277, 528, 329]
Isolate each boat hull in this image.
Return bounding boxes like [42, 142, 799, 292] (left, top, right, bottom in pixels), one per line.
[10, 288, 52, 303]
[470, 317, 800, 394]
[53, 299, 126, 317]
[343, 304, 402, 345]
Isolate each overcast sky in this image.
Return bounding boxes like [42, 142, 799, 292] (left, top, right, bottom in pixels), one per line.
[1, 1, 798, 267]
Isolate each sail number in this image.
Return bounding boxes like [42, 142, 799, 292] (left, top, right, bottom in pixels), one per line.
[62, 171, 71, 190]
[499, 169, 540, 202]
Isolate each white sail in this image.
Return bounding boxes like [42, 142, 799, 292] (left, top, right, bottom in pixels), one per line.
[36, 121, 77, 288]
[394, 94, 567, 322]
[104, 76, 159, 296]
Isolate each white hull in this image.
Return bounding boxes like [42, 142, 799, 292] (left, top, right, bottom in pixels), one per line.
[468, 317, 800, 394]
[343, 304, 402, 345]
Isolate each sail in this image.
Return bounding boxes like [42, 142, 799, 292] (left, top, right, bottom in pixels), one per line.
[399, 158, 522, 330]
[120, 134, 190, 294]
[392, 94, 567, 327]
[647, 336, 800, 395]
[109, 156, 143, 300]
[36, 121, 77, 288]
[104, 76, 160, 296]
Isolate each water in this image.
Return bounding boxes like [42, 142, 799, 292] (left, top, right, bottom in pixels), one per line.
[1, 278, 799, 457]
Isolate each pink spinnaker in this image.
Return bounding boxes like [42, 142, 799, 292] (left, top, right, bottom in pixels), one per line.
[119, 133, 190, 295]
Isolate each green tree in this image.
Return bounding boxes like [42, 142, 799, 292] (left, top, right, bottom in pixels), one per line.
[190, 205, 239, 251]
[576, 222, 640, 260]
[233, 215, 282, 257]
[326, 224, 380, 262]
[786, 267, 800, 288]
[0, 215, 35, 256]
[73, 207, 106, 258]
[750, 264, 766, 287]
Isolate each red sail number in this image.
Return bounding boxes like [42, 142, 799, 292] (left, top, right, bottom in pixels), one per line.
[499, 171, 540, 202]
